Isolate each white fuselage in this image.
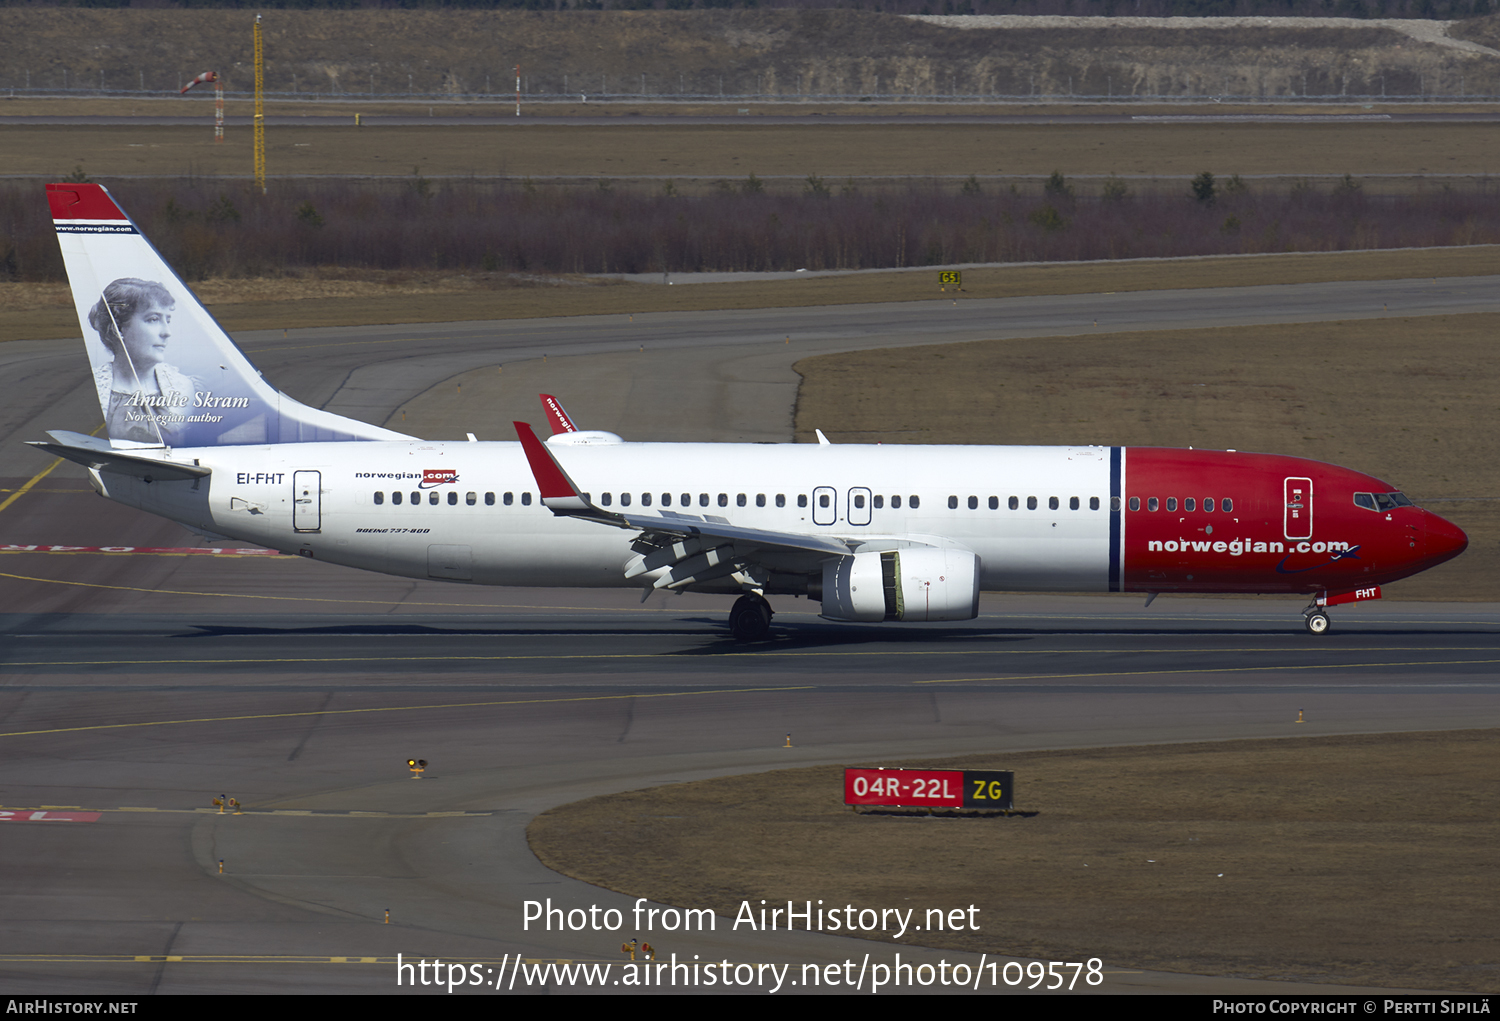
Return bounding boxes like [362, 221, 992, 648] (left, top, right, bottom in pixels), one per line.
[94, 440, 1116, 592]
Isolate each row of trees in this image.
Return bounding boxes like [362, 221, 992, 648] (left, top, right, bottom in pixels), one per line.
[2, 175, 1493, 280]
[1, 0, 1489, 17]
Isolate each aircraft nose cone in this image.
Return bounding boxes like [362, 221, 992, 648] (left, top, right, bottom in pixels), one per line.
[1424, 510, 1469, 565]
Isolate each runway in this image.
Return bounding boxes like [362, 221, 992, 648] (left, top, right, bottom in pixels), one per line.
[8, 111, 1500, 128]
[1, 280, 1495, 995]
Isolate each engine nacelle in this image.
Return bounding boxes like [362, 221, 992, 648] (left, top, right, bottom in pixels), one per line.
[821, 548, 981, 622]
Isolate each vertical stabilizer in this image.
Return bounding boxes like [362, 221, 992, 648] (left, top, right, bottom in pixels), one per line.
[47, 183, 412, 448]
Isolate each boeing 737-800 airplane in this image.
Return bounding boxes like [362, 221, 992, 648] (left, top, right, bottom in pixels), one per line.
[32, 183, 1467, 639]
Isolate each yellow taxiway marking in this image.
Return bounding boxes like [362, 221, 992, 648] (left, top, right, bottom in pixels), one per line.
[0, 458, 64, 516]
[0, 571, 666, 613]
[0, 424, 105, 517]
[0, 806, 490, 818]
[915, 658, 1500, 684]
[0, 685, 816, 739]
[2, 647, 1493, 740]
[0, 550, 282, 558]
[0, 644, 1492, 670]
[0, 954, 399, 965]
[0, 953, 1144, 973]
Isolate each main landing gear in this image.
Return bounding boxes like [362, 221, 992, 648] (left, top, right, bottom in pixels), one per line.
[728, 593, 773, 643]
[1303, 605, 1331, 635]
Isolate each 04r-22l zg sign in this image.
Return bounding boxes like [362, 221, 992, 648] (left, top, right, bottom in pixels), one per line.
[844, 768, 1013, 809]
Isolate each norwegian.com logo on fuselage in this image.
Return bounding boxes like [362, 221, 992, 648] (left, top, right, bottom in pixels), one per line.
[419, 469, 459, 489]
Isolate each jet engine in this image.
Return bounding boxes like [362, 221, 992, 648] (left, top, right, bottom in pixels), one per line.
[820, 548, 981, 622]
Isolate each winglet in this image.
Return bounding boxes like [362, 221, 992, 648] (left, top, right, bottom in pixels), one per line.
[539, 394, 578, 434]
[513, 420, 593, 514]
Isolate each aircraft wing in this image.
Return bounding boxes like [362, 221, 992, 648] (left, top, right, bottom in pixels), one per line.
[29, 430, 211, 483]
[514, 421, 851, 590]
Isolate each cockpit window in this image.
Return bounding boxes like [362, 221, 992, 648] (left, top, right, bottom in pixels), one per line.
[1359, 492, 1415, 512]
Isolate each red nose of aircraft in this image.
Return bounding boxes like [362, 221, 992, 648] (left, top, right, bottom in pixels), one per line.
[1423, 510, 1469, 568]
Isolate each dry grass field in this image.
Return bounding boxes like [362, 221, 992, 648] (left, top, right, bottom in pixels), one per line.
[7, 121, 1499, 181]
[529, 730, 1500, 991]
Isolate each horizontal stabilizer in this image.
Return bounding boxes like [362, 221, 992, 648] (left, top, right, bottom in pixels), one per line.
[29, 430, 210, 482]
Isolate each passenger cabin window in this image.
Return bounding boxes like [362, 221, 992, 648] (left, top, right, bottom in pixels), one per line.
[1048, 497, 1059, 510]
[428, 492, 439, 506]
[1185, 498, 1196, 512]
[503, 492, 514, 505]
[719, 494, 728, 507]
[798, 495, 808, 508]
[854, 494, 866, 509]
[486, 492, 496, 506]
[776, 494, 786, 508]
[601, 493, 612, 506]
[819, 493, 831, 509]
[1009, 496, 1019, 510]
[1129, 497, 1140, 511]
[521, 492, 532, 506]
[1204, 498, 1214, 512]
[1166, 498, 1177, 512]
[700, 494, 710, 507]
[448, 492, 457, 505]
[1070, 497, 1080, 510]
[1027, 496, 1037, 510]
[374, 492, 384, 505]
[910, 496, 920, 509]
[968, 496, 978, 510]
[737, 493, 747, 507]
[874, 495, 884, 509]
[642, 493, 653, 506]
[1090, 497, 1100, 510]
[891, 495, 901, 509]
[1223, 498, 1233, 512]
[466, 492, 477, 506]
[948, 496, 958, 510]
[620, 493, 631, 507]
[681, 493, 690, 507]
[988, 496, 998, 510]
[410, 491, 420, 504]
[1148, 497, 1159, 511]
[756, 494, 765, 507]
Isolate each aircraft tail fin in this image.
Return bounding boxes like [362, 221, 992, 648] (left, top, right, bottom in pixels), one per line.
[47, 182, 413, 449]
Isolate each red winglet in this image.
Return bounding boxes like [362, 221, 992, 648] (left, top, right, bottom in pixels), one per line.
[46, 183, 128, 221]
[513, 421, 580, 500]
[539, 394, 578, 434]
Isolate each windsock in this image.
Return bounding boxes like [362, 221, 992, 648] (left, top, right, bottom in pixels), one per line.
[180, 71, 219, 94]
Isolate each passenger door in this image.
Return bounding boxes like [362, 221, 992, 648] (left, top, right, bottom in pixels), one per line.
[293, 470, 321, 533]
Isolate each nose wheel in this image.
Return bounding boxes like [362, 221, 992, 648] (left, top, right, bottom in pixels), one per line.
[728, 594, 773, 642]
[1304, 609, 1331, 635]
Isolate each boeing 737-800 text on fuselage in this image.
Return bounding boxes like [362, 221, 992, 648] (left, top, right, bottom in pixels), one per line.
[32, 184, 1467, 639]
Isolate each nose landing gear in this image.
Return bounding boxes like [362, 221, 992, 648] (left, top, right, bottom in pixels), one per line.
[1304, 608, 1331, 635]
[728, 593, 773, 642]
